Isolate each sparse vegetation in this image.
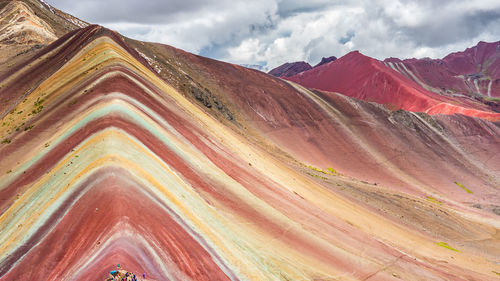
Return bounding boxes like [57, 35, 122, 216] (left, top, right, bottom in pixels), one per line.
[327, 167, 337, 174]
[436, 242, 459, 252]
[24, 125, 34, 131]
[30, 97, 46, 115]
[455, 182, 473, 194]
[307, 165, 337, 175]
[32, 106, 43, 114]
[426, 196, 442, 204]
[34, 97, 45, 107]
[485, 97, 500, 102]
[1, 138, 11, 144]
[384, 103, 400, 112]
[306, 172, 328, 180]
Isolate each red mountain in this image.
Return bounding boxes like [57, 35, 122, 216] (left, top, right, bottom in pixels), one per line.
[384, 41, 500, 109]
[286, 45, 500, 121]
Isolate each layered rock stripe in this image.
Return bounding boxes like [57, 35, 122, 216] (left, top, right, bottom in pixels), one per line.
[0, 13, 499, 281]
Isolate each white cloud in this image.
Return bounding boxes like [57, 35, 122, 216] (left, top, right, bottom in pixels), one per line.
[47, 0, 500, 70]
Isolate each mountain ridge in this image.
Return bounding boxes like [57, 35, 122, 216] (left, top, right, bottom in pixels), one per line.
[1, 3, 500, 281]
[284, 46, 500, 120]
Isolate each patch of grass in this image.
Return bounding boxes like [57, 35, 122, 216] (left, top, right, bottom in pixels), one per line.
[1, 138, 11, 144]
[34, 97, 45, 107]
[455, 182, 473, 194]
[436, 242, 459, 252]
[426, 196, 442, 204]
[24, 125, 34, 131]
[493, 271, 500, 276]
[308, 165, 325, 173]
[30, 97, 46, 114]
[307, 165, 337, 175]
[485, 97, 500, 102]
[6, 170, 12, 174]
[31, 105, 43, 115]
[384, 103, 400, 112]
[306, 172, 328, 180]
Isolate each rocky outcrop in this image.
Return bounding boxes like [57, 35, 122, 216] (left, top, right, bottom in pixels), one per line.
[0, 1, 57, 46]
[188, 84, 234, 120]
[313, 56, 337, 68]
[268, 56, 337, 78]
[268, 61, 312, 77]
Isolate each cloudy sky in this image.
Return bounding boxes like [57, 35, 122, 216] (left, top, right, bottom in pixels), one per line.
[46, 0, 500, 70]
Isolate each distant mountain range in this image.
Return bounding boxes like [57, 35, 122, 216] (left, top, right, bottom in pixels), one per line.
[270, 43, 500, 120]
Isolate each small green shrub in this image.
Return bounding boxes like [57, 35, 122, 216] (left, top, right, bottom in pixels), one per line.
[31, 105, 43, 115]
[436, 242, 459, 252]
[327, 167, 337, 174]
[307, 165, 336, 175]
[34, 97, 45, 107]
[426, 196, 442, 204]
[306, 172, 328, 180]
[455, 182, 473, 194]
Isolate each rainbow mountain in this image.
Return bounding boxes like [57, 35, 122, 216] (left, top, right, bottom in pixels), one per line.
[0, 1, 500, 280]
